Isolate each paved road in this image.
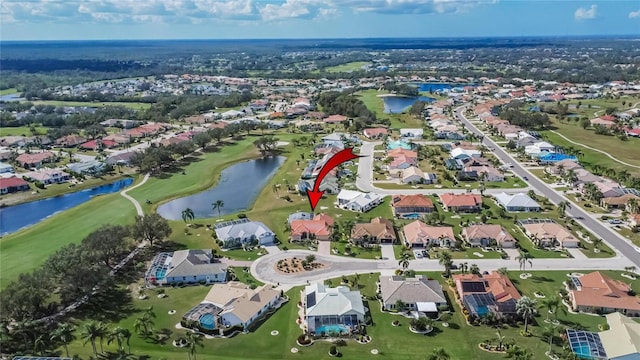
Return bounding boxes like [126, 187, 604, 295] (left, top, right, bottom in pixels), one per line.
[251, 250, 634, 286]
[356, 141, 531, 195]
[454, 105, 640, 267]
[120, 173, 150, 216]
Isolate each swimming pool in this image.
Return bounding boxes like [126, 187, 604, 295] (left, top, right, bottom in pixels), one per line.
[155, 268, 167, 281]
[316, 324, 349, 335]
[387, 140, 412, 150]
[200, 313, 216, 330]
[402, 213, 422, 219]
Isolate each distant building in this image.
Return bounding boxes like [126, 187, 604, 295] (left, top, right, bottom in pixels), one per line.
[214, 219, 275, 248]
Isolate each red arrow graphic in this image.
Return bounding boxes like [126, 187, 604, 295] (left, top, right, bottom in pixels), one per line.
[306, 147, 363, 210]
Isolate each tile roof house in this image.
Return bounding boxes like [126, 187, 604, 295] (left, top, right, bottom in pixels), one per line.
[145, 249, 227, 285]
[600, 193, 640, 211]
[462, 224, 516, 248]
[324, 114, 348, 123]
[24, 168, 70, 185]
[378, 275, 447, 313]
[351, 217, 396, 245]
[452, 272, 521, 317]
[494, 192, 541, 212]
[439, 193, 483, 212]
[0, 177, 30, 194]
[363, 127, 389, 139]
[55, 134, 87, 147]
[401, 166, 425, 183]
[391, 194, 435, 218]
[521, 221, 579, 248]
[402, 220, 455, 248]
[400, 128, 423, 139]
[79, 139, 118, 150]
[546, 159, 582, 175]
[290, 213, 334, 242]
[195, 281, 282, 331]
[569, 271, 640, 317]
[336, 190, 384, 213]
[304, 283, 365, 334]
[214, 219, 275, 249]
[598, 312, 640, 359]
[465, 165, 504, 182]
[15, 151, 56, 168]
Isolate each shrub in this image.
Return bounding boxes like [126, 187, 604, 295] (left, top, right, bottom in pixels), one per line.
[297, 334, 311, 345]
[329, 345, 338, 356]
[34, 181, 45, 189]
[334, 339, 346, 346]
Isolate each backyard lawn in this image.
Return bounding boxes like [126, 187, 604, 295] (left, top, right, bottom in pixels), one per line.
[0, 125, 49, 136]
[60, 269, 638, 359]
[324, 61, 369, 73]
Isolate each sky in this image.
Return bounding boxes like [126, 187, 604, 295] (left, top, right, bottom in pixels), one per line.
[1, 0, 639, 41]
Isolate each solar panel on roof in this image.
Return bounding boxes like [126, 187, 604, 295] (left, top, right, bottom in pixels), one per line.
[461, 281, 486, 293]
[306, 292, 316, 308]
[571, 277, 582, 288]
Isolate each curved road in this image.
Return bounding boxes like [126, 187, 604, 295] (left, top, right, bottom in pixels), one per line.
[548, 130, 640, 170]
[251, 250, 634, 286]
[120, 173, 150, 216]
[454, 105, 640, 267]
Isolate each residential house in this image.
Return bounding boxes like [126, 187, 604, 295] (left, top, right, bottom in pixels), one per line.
[214, 219, 275, 248]
[290, 213, 334, 242]
[193, 281, 281, 331]
[465, 165, 504, 182]
[402, 220, 455, 248]
[569, 271, 640, 317]
[103, 133, 131, 144]
[546, 159, 582, 176]
[0, 162, 14, 174]
[462, 224, 516, 248]
[391, 194, 435, 218]
[351, 217, 396, 245]
[336, 190, 384, 213]
[521, 220, 579, 248]
[450, 147, 481, 160]
[452, 272, 522, 318]
[303, 283, 365, 334]
[145, 249, 227, 285]
[297, 177, 340, 195]
[401, 166, 425, 184]
[106, 151, 137, 166]
[100, 118, 140, 128]
[324, 114, 348, 124]
[15, 151, 56, 168]
[400, 128, 423, 139]
[67, 160, 107, 176]
[601, 193, 640, 211]
[0, 177, 30, 194]
[598, 312, 640, 359]
[494, 192, 541, 212]
[378, 275, 447, 315]
[439, 193, 483, 213]
[80, 139, 118, 150]
[24, 168, 70, 185]
[55, 134, 87, 147]
[363, 128, 388, 139]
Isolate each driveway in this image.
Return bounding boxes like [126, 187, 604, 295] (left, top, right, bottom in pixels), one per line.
[381, 244, 396, 261]
[317, 241, 332, 256]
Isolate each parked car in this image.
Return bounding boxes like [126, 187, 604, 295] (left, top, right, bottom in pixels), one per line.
[608, 219, 623, 224]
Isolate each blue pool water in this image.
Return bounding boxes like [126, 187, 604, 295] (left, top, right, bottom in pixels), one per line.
[0, 177, 134, 235]
[387, 140, 413, 150]
[155, 268, 167, 281]
[316, 324, 349, 335]
[200, 314, 216, 330]
[403, 213, 422, 219]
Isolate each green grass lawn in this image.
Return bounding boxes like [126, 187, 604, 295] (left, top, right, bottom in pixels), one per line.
[0, 189, 138, 288]
[0, 88, 18, 95]
[541, 119, 640, 177]
[324, 61, 369, 73]
[232, 266, 264, 286]
[30, 100, 152, 110]
[61, 269, 639, 359]
[0, 125, 49, 136]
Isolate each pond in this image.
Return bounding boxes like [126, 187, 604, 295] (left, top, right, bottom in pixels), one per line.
[416, 82, 476, 92]
[382, 95, 435, 114]
[157, 156, 285, 220]
[0, 177, 134, 235]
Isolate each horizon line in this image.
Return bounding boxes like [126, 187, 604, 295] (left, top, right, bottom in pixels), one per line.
[2, 34, 640, 42]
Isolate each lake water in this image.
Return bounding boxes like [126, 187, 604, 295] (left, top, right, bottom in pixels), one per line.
[157, 156, 285, 220]
[0, 177, 134, 235]
[417, 83, 476, 92]
[382, 95, 435, 114]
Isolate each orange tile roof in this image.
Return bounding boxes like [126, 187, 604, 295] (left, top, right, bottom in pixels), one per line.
[439, 193, 483, 208]
[453, 272, 521, 303]
[290, 213, 333, 238]
[392, 194, 434, 208]
[572, 271, 640, 311]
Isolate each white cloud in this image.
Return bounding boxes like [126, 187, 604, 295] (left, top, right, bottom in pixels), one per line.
[0, 0, 497, 24]
[574, 4, 597, 21]
[629, 9, 640, 19]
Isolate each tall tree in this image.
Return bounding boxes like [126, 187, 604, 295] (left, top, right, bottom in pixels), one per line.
[182, 208, 195, 224]
[398, 252, 411, 272]
[50, 323, 75, 358]
[557, 201, 571, 218]
[516, 296, 538, 333]
[186, 331, 204, 360]
[515, 250, 533, 271]
[212, 200, 224, 215]
[438, 251, 454, 278]
[131, 213, 172, 246]
[80, 321, 101, 357]
[81, 224, 130, 268]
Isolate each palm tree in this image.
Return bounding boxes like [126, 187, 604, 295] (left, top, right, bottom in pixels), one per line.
[181, 208, 195, 224]
[212, 199, 224, 215]
[540, 296, 560, 321]
[628, 198, 639, 214]
[185, 331, 204, 360]
[469, 263, 480, 275]
[516, 296, 538, 333]
[557, 200, 571, 218]
[134, 314, 154, 336]
[51, 323, 75, 358]
[460, 262, 469, 274]
[438, 251, 454, 278]
[34, 334, 47, 355]
[515, 250, 533, 271]
[80, 321, 101, 357]
[95, 321, 108, 354]
[121, 328, 132, 354]
[398, 252, 411, 272]
[107, 327, 129, 353]
[495, 329, 506, 351]
[428, 347, 450, 360]
[515, 349, 533, 360]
